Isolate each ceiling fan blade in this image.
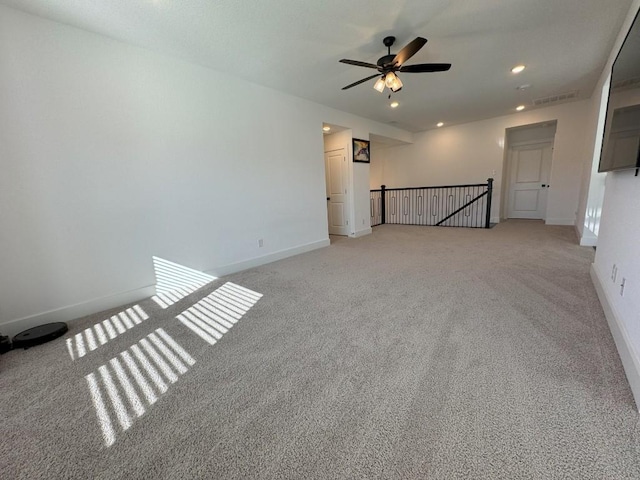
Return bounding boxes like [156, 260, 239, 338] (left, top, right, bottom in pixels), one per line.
[391, 37, 427, 66]
[400, 63, 452, 73]
[339, 59, 380, 69]
[342, 74, 381, 90]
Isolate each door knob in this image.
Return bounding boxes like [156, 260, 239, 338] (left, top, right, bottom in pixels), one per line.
[327, 197, 330, 201]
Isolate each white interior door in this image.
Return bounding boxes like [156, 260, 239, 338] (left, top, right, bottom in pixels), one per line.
[507, 142, 553, 219]
[325, 148, 349, 235]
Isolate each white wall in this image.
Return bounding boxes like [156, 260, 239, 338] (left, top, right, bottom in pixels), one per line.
[578, 84, 640, 246]
[369, 144, 385, 189]
[351, 156, 373, 236]
[589, 0, 640, 409]
[0, 5, 411, 335]
[593, 167, 640, 406]
[324, 131, 352, 155]
[371, 100, 590, 225]
[507, 123, 557, 145]
[575, 76, 610, 245]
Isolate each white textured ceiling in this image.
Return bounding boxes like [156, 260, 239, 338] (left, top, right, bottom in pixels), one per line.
[1, 0, 634, 132]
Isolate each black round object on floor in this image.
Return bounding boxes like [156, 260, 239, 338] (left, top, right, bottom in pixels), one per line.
[13, 322, 68, 349]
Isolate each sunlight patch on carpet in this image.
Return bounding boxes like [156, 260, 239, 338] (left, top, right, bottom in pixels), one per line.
[67, 305, 149, 360]
[178, 282, 262, 345]
[85, 328, 195, 447]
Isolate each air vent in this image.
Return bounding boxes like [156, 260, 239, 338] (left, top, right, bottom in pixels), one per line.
[612, 77, 640, 90]
[532, 90, 579, 107]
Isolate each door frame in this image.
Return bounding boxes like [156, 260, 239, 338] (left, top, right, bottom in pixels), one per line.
[501, 136, 556, 222]
[324, 147, 350, 236]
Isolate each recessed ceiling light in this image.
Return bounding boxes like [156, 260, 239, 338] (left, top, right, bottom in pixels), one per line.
[437, 122, 444, 127]
[516, 105, 525, 111]
[322, 125, 331, 132]
[390, 101, 399, 108]
[511, 64, 526, 74]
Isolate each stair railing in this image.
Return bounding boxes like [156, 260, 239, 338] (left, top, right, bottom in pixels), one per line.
[370, 178, 493, 229]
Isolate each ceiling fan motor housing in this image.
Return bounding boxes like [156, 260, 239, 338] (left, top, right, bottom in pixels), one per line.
[377, 55, 397, 68]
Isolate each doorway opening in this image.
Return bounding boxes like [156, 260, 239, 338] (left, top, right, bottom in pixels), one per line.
[501, 121, 558, 221]
[323, 124, 351, 237]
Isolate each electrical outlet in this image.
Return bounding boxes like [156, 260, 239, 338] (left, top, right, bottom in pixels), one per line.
[258, 239, 263, 248]
[620, 278, 626, 297]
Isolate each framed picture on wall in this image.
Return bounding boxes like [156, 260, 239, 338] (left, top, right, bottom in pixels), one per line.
[352, 138, 370, 163]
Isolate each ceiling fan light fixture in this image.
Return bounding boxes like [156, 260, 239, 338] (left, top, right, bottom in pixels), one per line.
[385, 72, 397, 88]
[386, 72, 402, 92]
[373, 76, 386, 92]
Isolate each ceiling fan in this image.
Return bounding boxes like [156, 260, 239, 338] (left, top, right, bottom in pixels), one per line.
[339, 36, 451, 93]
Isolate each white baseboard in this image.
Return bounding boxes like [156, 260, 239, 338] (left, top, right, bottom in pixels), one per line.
[0, 239, 330, 339]
[0, 285, 156, 338]
[545, 218, 575, 226]
[580, 228, 598, 247]
[350, 228, 372, 238]
[207, 238, 330, 277]
[591, 264, 640, 411]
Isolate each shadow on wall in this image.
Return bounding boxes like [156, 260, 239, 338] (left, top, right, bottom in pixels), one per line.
[151, 256, 217, 308]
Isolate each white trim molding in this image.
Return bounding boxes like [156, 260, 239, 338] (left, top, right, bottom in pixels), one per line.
[545, 217, 576, 226]
[208, 238, 330, 277]
[350, 228, 373, 238]
[579, 227, 598, 247]
[0, 285, 156, 338]
[0, 239, 331, 338]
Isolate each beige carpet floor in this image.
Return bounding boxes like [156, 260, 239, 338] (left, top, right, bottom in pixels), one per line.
[1, 220, 639, 479]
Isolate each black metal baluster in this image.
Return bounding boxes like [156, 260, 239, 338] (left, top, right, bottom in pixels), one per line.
[412, 189, 415, 225]
[473, 187, 480, 227]
[455, 188, 459, 227]
[485, 178, 493, 228]
[444, 188, 448, 226]
[381, 191, 384, 225]
[473, 187, 476, 227]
